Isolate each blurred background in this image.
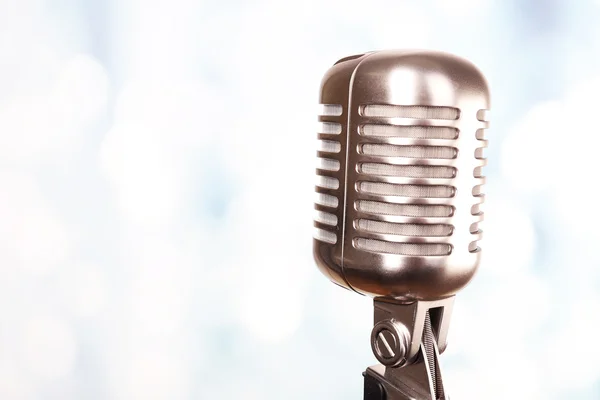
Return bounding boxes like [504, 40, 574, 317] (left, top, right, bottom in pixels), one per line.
[1, 0, 599, 399]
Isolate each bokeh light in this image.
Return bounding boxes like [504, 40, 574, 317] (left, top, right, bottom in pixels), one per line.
[1, 0, 600, 399]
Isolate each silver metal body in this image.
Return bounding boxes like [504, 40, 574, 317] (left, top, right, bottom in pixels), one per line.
[312, 50, 490, 399]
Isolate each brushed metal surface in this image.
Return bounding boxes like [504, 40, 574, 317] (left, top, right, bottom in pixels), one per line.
[313, 50, 490, 300]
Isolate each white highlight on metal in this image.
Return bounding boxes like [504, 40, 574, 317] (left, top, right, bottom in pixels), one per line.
[361, 125, 458, 139]
[315, 192, 339, 208]
[355, 238, 451, 256]
[359, 182, 455, 198]
[357, 220, 453, 236]
[362, 105, 459, 120]
[361, 144, 456, 159]
[359, 163, 455, 178]
[313, 227, 337, 244]
[314, 210, 338, 226]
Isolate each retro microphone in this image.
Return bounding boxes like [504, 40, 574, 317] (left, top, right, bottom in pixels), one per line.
[312, 50, 490, 400]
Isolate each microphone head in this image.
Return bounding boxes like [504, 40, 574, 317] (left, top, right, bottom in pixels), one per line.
[313, 50, 490, 301]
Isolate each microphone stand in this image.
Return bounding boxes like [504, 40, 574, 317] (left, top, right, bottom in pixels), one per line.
[362, 298, 454, 400]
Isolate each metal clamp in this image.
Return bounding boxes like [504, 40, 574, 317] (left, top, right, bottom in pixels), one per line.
[365, 297, 455, 400]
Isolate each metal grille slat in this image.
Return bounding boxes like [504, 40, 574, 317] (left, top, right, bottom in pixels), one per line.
[361, 144, 456, 159]
[356, 200, 453, 217]
[317, 158, 341, 171]
[361, 105, 459, 120]
[355, 238, 451, 256]
[317, 122, 342, 135]
[359, 163, 455, 178]
[315, 192, 339, 208]
[318, 104, 343, 116]
[361, 125, 458, 139]
[316, 175, 339, 190]
[314, 210, 338, 226]
[359, 182, 455, 198]
[314, 227, 337, 244]
[317, 140, 341, 153]
[357, 220, 453, 236]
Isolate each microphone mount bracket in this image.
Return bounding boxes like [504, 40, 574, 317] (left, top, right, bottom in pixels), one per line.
[365, 297, 455, 400]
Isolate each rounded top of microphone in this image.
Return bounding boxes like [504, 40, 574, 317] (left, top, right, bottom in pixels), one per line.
[323, 50, 489, 109]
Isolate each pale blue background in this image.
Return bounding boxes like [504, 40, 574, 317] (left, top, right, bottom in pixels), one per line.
[1, 0, 599, 399]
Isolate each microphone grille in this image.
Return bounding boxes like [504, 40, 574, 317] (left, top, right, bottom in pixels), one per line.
[313, 103, 345, 247]
[470, 109, 490, 251]
[312, 106, 488, 254]
[312, 50, 490, 299]
[353, 104, 461, 257]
